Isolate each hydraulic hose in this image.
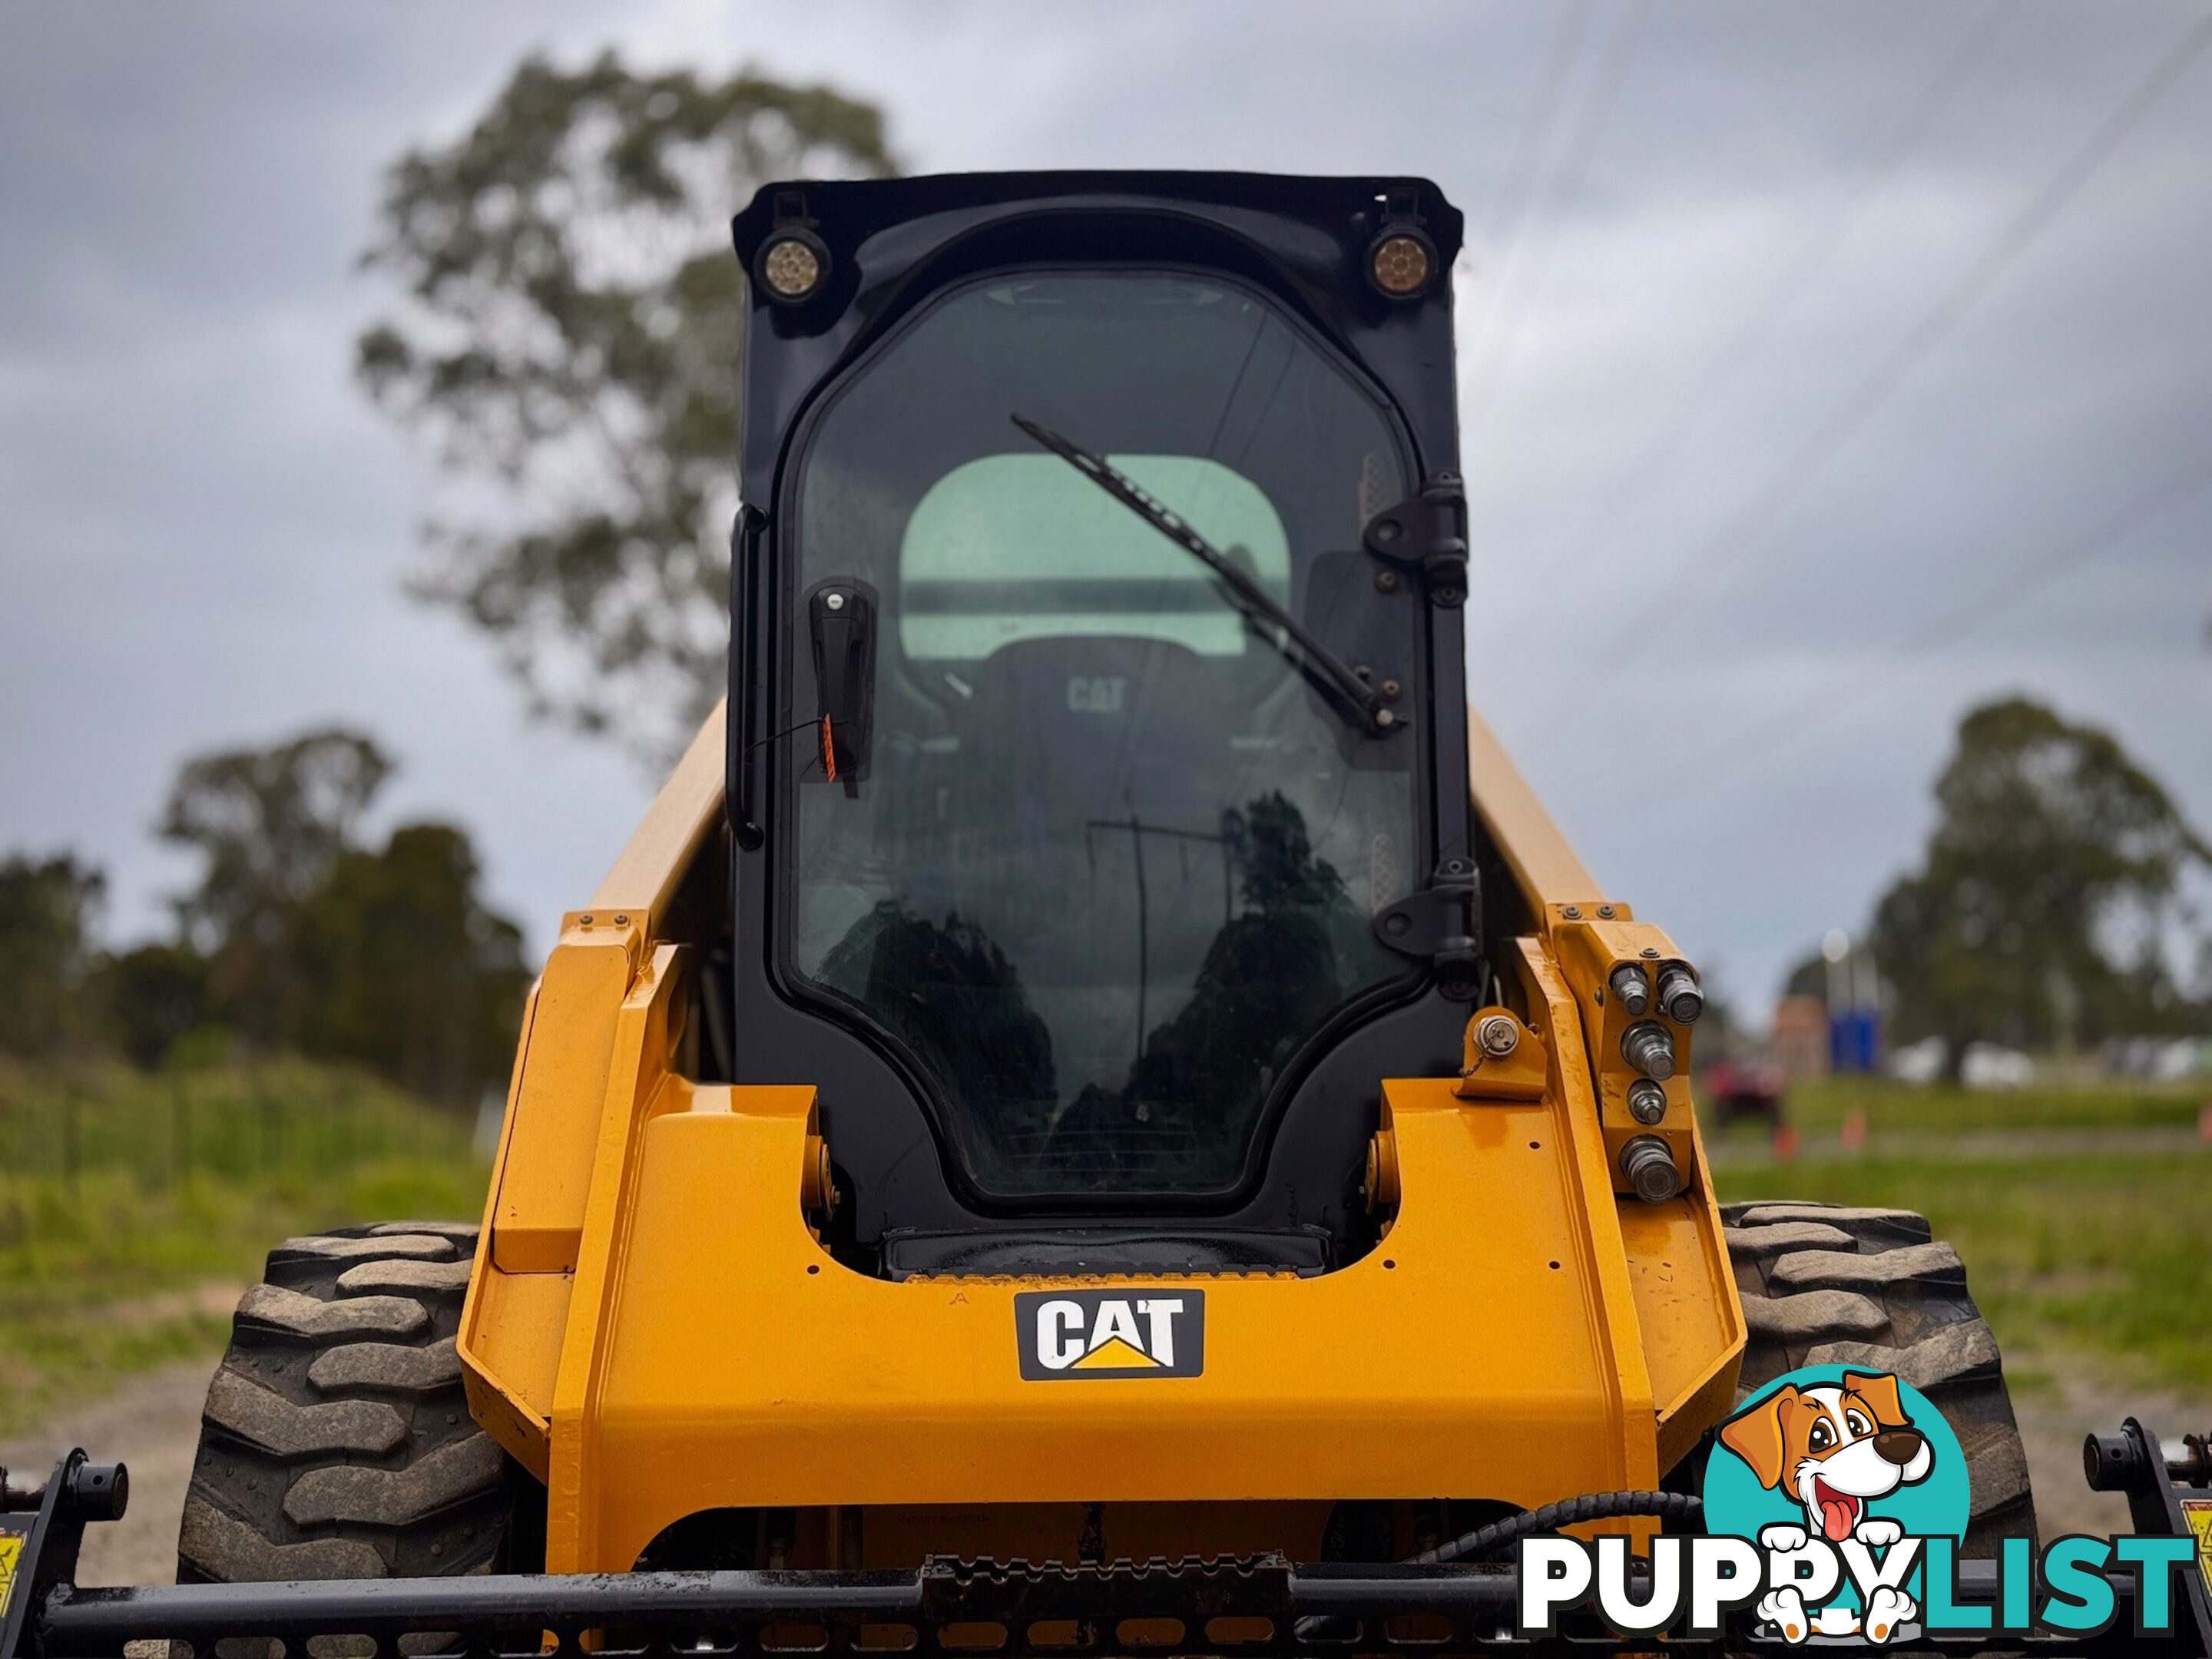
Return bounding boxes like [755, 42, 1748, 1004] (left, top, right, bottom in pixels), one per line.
[1409, 1491, 1704, 1564]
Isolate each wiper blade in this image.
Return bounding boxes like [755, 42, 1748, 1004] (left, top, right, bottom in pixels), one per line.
[1011, 414, 1401, 737]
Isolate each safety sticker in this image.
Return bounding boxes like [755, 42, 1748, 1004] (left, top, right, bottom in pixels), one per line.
[0, 1532, 22, 1621]
[2183, 1498, 2212, 1604]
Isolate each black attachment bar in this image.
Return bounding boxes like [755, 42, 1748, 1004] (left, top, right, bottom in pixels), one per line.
[24, 1553, 2190, 1659]
[12, 1426, 2212, 1659]
[26, 1555, 1536, 1659]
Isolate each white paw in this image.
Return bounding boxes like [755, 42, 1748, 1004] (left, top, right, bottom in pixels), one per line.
[1760, 1522, 1810, 1553]
[1853, 1517, 1903, 1548]
[1757, 1588, 1810, 1644]
[1810, 1606, 1864, 1637]
[1864, 1584, 1917, 1644]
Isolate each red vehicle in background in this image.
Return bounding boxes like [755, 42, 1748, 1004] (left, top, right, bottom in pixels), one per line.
[1701, 1055, 1786, 1125]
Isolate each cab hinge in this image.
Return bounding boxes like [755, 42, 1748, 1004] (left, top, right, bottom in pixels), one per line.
[1363, 475, 1468, 607]
[1372, 856, 1482, 1000]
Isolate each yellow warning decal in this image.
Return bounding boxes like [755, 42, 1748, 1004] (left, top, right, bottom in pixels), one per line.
[2183, 1498, 2212, 1605]
[0, 1532, 22, 1621]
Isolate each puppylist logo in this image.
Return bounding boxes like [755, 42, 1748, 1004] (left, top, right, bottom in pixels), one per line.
[1706, 1367, 1957, 1643]
[1517, 1365, 2204, 1644]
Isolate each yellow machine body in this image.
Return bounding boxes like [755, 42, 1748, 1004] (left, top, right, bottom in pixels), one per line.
[457, 706, 1745, 1574]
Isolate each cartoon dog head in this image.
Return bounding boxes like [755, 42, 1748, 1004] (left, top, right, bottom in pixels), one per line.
[1718, 1370, 1933, 1541]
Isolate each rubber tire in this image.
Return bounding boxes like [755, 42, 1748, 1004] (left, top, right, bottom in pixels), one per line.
[177, 1223, 518, 1582]
[1723, 1200, 2035, 1555]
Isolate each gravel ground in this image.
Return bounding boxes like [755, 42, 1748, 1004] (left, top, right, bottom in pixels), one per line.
[0, 1357, 215, 1586]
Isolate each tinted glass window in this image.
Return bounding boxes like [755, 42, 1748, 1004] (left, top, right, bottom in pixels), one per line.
[790, 272, 1419, 1197]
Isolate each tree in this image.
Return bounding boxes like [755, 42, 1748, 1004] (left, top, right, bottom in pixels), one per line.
[94, 942, 210, 1070]
[287, 823, 528, 1109]
[357, 52, 899, 757]
[0, 853, 105, 1057]
[160, 728, 393, 1045]
[155, 728, 530, 1103]
[1872, 697, 2210, 1061]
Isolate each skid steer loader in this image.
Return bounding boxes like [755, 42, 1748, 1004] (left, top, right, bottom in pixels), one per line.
[10, 172, 2134, 1659]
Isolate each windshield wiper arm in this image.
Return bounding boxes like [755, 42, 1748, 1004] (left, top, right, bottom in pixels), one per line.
[1011, 414, 1400, 736]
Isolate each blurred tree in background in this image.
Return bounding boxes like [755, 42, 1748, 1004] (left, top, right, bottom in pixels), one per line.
[356, 51, 898, 758]
[90, 942, 208, 1070]
[160, 727, 393, 1048]
[0, 853, 105, 1055]
[2, 730, 525, 1111]
[288, 823, 525, 1108]
[1873, 697, 2211, 1062]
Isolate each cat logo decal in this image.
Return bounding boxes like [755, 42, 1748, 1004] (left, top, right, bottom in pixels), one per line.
[1015, 1289, 1205, 1379]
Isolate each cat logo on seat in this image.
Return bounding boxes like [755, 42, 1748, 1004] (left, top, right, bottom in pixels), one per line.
[1065, 675, 1127, 714]
[1015, 1288, 1206, 1379]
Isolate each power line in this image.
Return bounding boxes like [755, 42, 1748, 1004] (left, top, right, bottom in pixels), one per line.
[1641, 450, 2212, 797]
[1552, 0, 2018, 593]
[1462, 0, 1597, 361]
[1462, 0, 1654, 445]
[1533, 12, 2212, 738]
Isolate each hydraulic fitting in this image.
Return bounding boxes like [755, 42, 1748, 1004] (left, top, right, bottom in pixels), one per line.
[1607, 962, 1651, 1017]
[1620, 1134, 1681, 1203]
[1475, 1013, 1519, 1058]
[1621, 1020, 1676, 1081]
[1657, 962, 1704, 1024]
[1626, 1077, 1668, 1125]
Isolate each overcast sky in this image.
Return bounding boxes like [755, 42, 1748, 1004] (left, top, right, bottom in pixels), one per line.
[4, 0, 2208, 1020]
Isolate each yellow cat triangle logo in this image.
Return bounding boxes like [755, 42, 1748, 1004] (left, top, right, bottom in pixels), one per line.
[1074, 1335, 1161, 1369]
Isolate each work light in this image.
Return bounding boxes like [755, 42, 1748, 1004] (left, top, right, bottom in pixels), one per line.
[1368, 230, 1435, 299]
[757, 230, 829, 303]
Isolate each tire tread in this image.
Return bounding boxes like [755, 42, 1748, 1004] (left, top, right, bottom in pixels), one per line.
[1727, 1200, 2035, 1555]
[177, 1223, 513, 1583]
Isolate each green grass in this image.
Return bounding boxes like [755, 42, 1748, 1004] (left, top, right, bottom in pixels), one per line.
[1741, 1074, 2206, 1137]
[0, 1060, 488, 1435]
[1711, 1076, 2212, 1398]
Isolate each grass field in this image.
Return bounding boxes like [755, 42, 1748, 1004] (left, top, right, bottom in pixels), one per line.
[0, 1058, 488, 1436]
[1707, 1075, 2212, 1399]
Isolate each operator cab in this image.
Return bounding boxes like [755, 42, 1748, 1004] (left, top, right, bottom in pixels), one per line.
[728, 174, 1481, 1277]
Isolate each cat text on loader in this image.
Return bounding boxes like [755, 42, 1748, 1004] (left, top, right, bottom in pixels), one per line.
[150, 172, 2038, 1647]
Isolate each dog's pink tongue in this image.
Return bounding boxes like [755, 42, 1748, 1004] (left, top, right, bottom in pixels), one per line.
[1820, 1498, 1855, 1541]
